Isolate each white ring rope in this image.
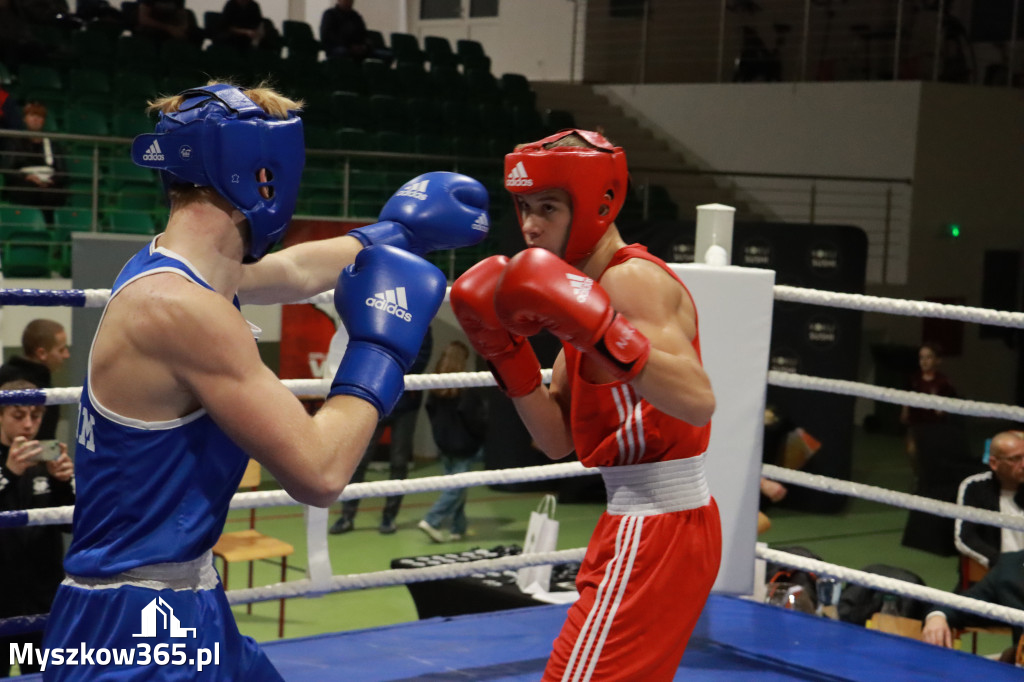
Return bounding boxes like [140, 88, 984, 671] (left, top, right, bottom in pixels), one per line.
[225, 549, 588, 604]
[9, 462, 598, 527]
[14, 370, 556, 407]
[768, 371, 1024, 422]
[8, 283, 1024, 637]
[773, 285, 1024, 329]
[13, 462, 1021, 538]
[6, 285, 1024, 330]
[761, 464, 1024, 532]
[756, 546, 1024, 628]
[22, 371, 1019, 425]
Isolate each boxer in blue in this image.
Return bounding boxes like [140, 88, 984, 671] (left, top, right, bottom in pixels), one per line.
[39, 82, 489, 680]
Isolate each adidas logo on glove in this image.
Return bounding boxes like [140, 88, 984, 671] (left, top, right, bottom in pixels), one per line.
[366, 287, 412, 322]
[142, 140, 165, 162]
[506, 162, 533, 188]
[565, 273, 593, 303]
[395, 179, 429, 201]
[472, 213, 489, 232]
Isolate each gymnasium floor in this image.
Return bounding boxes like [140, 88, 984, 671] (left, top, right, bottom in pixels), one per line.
[218, 422, 1011, 660]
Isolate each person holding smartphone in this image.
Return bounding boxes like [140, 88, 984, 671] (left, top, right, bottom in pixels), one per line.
[0, 379, 74, 676]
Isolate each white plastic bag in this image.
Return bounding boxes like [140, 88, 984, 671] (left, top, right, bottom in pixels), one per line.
[516, 494, 559, 594]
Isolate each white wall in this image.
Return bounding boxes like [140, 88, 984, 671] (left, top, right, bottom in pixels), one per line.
[599, 82, 921, 178]
[599, 81, 922, 284]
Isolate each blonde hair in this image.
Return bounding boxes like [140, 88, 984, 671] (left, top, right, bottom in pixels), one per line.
[146, 81, 304, 206]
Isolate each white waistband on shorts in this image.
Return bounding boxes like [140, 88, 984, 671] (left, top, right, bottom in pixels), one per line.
[63, 550, 219, 592]
[599, 456, 711, 516]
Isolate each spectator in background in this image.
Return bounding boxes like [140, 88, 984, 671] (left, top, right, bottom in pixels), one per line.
[418, 341, 487, 543]
[0, 379, 75, 677]
[1, 101, 68, 222]
[215, 0, 280, 52]
[0, 319, 70, 440]
[954, 430, 1024, 571]
[330, 326, 434, 535]
[134, 0, 202, 46]
[921, 548, 1024, 664]
[320, 0, 372, 62]
[900, 342, 958, 472]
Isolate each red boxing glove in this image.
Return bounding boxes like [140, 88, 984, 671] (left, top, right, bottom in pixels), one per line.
[450, 255, 542, 398]
[494, 249, 650, 383]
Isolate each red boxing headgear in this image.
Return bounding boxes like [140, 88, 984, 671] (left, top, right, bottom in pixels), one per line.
[504, 129, 628, 264]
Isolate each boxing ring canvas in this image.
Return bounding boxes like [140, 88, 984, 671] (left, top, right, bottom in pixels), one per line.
[672, 263, 775, 595]
[20, 596, 1015, 681]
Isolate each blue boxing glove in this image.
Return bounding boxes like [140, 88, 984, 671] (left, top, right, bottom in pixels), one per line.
[346, 171, 490, 255]
[329, 245, 446, 417]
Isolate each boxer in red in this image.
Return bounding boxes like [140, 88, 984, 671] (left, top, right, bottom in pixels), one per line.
[451, 129, 722, 681]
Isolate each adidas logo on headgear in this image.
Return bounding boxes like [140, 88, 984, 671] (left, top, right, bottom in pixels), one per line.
[365, 287, 412, 322]
[395, 179, 429, 201]
[142, 140, 165, 162]
[472, 213, 489, 232]
[566, 273, 593, 303]
[506, 162, 533, 188]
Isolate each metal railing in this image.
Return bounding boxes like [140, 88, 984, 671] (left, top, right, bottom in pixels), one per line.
[0, 129, 910, 284]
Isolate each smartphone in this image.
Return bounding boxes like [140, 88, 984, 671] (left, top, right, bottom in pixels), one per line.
[29, 440, 62, 463]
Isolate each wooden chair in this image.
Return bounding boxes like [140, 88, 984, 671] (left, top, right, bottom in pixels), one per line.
[212, 460, 294, 638]
[956, 555, 1013, 653]
[867, 612, 923, 640]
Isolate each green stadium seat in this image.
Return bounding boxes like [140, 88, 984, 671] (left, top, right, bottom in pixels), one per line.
[65, 109, 111, 137]
[362, 58, 397, 97]
[282, 20, 321, 56]
[321, 57, 366, 94]
[389, 33, 425, 67]
[2, 230, 54, 277]
[465, 69, 501, 105]
[53, 207, 96, 231]
[330, 91, 371, 131]
[365, 30, 392, 65]
[104, 210, 156, 235]
[159, 41, 205, 79]
[0, 206, 47, 232]
[111, 110, 155, 138]
[71, 29, 117, 70]
[394, 61, 429, 100]
[423, 36, 457, 69]
[115, 35, 161, 73]
[499, 73, 536, 109]
[367, 94, 407, 133]
[428, 63, 466, 101]
[15, 65, 62, 101]
[406, 98, 443, 136]
[203, 43, 250, 82]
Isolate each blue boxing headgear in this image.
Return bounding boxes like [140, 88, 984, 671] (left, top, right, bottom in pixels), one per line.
[130, 84, 305, 262]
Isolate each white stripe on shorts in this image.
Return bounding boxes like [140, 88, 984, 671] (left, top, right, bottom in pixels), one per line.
[562, 515, 643, 682]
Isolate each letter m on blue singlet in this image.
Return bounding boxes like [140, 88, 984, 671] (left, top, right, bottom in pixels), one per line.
[77, 405, 96, 452]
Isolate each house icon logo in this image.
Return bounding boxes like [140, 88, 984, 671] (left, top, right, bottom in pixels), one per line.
[132, 597, 197, 639]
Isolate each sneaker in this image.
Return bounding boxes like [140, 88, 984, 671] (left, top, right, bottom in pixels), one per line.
[448, 532, 463, 541]
[418, 519, 444, 543]
[379, 519, 397, 534]
[329, 517, 354, 535]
